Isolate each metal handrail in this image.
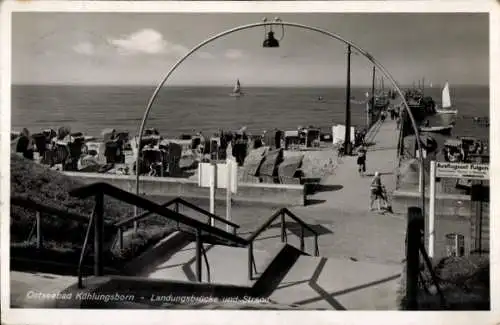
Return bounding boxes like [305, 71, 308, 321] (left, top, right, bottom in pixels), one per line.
[71, 182, 248, 283]
[114, 197, 178, 227]
[282, 208, 319, 239]
[14, 182, 320, 288]
[10, 197, 105, 288]
[201, 242, 211, 283]
[246, 207, 320, 280]
[77, 206, 96, 289]
[174, 197, 240, 229]
[246, 208, 319, 243]
[246, 209, 284, 242]
[113, 197, 239, 230]
[11, 197, 95, 224]
[70, 183, 247, 247]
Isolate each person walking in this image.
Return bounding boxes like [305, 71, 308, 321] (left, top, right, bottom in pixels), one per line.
[370, 171, 384, 211]
[380, 110, 387, 122]
[357, 144, 367, 176]
[370, 171, 391, 212]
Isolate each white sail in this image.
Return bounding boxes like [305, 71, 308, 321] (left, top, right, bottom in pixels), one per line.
[442, 82, 452, 109]
[233, 79, 241, 93]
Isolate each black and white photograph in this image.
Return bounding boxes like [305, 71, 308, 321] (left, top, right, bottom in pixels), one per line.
[1, 1, 497, 321]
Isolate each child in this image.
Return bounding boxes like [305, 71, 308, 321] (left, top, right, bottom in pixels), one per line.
[370, 171, 384, 211]
[357, 145, 367, 176]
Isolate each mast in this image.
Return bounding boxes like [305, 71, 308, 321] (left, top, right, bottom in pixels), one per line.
[370, 65, 375, 127]
[344, 45, 352, 155]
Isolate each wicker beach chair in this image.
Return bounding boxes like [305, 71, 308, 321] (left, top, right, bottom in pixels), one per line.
[49, 144, 70, 170]
[259, 148, 284, 184]
[278, 155, 304, 185]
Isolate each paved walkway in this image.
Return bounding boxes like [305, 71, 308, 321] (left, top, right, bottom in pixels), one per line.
[284, 117, 406, 264]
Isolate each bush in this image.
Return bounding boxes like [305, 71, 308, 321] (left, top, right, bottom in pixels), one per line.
[397, 253, 490, 310]
[10, 155, 176, 268]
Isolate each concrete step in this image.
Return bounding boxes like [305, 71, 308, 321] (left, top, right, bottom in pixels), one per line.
[11, 249, 404, 310]
[144, 242, 287, 287]
[268, 255, 402, 310]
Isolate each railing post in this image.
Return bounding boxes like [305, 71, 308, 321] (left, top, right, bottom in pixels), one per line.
[314, 235, 319, 256]
[174, 201, 180, 230]
[118, 227, 123, 251]
[248, 241, 254, 280]
[280, 211, 286, 243]
[300, 226, 305, 251]
[94, 192, 104, 277]
[36, 211, 42, 249]
[195, 229, 202, 282]
[406, 206, 424, 310]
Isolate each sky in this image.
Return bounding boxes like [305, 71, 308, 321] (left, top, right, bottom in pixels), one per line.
[12, 12, 489, 87]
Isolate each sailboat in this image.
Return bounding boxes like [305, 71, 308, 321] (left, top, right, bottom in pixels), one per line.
[229, 79, 244, 97]
[435, 82, 458, 114]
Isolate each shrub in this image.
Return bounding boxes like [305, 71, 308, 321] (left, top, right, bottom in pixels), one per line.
[10, 155, 175, 268]
[397, 253, 490, 310]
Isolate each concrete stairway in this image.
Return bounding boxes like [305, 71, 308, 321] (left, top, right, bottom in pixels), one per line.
[11, 240, 402, 310]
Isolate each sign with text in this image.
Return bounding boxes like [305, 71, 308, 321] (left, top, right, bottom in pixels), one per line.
[435, 162, 489, 180]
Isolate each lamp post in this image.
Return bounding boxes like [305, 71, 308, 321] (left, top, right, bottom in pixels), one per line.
[344, 45, 352, 155]
[134, 19, 426, 215]
[371, 65, 376, 123]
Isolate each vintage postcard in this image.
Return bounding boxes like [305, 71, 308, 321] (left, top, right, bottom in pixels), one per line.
[1, 1, 498, 325]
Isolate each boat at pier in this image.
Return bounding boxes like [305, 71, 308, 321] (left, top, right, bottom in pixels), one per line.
[435, 82, 458, 115]
[229, 79, 244, 97]
[419, 124, 454, 135]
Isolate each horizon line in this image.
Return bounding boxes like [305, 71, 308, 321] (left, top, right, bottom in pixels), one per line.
[11, 83, 489, 88]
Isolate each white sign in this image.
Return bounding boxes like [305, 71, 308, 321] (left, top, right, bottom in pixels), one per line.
[435, 162, 489, 180]
[198, 161, 238, 193]
[331, 124, 355, 145]
[198, 163, 215, 188]
[216, 160, 238, 193]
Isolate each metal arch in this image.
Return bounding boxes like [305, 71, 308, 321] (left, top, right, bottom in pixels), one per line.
[135, 21, 425, 211]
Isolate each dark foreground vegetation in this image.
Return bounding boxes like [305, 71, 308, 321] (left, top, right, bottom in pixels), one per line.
[10, 154, 176, 274]
[398, 253, 490, 310]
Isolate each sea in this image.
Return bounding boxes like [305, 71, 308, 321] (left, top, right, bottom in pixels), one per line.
[11, 85, 490, 142]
